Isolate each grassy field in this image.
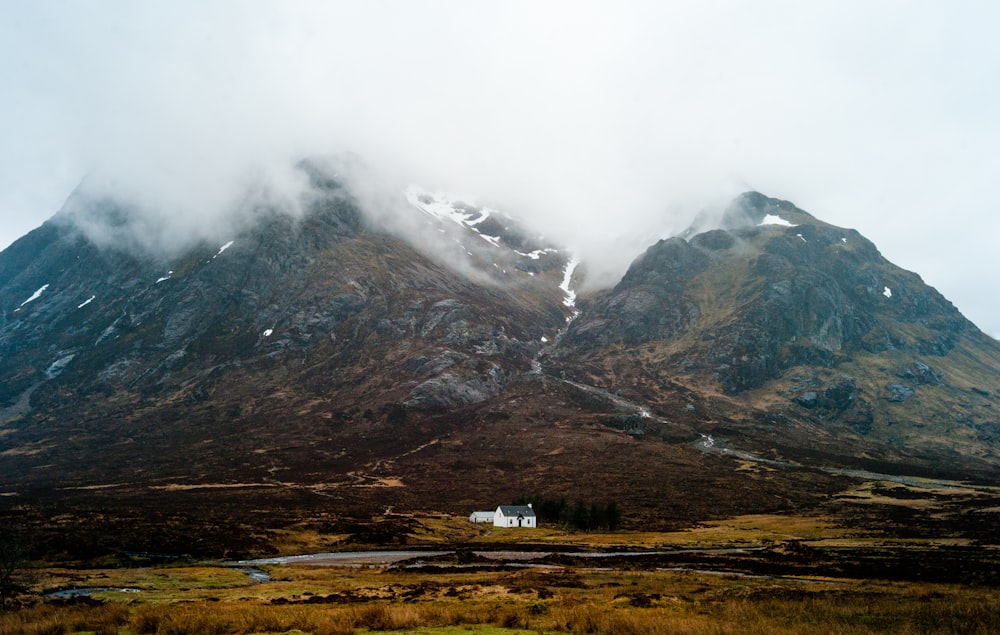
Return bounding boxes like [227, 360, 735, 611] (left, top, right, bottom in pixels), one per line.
[5, 566, 999, 634]
[3, 510, 999, 635]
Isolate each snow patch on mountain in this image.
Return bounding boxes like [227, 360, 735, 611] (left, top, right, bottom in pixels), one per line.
[560, 258, 580, 309]
[212, 241, 234, 260]
[405, 186, 501, 247]
[759, 214, 796, 227]
[884, 286, 892, 298]
[405, 185, 484, 225]
[156, 271, 173, 283]
[16, 284, 49, 310]
[77, 295, 95, 309]
[514, 248, 558, 260]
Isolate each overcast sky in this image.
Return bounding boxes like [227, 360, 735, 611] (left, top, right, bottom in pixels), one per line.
[1, 1, 998, 337]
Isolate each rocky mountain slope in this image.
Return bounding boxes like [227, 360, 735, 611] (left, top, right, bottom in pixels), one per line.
[558, 192, 1000, 467]
[2, 167, 999, 556]
[0, 167, 573, 483]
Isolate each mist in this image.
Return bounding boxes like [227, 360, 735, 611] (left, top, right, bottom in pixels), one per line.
[2, 2, 999, 335]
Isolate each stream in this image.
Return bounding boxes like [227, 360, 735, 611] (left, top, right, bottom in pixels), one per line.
[234, 546, 768, 569]
[45, 587, 141, 598]
[230, 545, 840, 585]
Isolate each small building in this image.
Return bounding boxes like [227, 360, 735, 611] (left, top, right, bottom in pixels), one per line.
[493, 504, 536, 528]
[468, 511, 494, 524]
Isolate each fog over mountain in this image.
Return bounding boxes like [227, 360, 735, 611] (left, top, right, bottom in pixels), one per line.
[1, 2, 999, 335]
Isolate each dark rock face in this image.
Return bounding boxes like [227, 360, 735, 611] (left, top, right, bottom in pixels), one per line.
[404, 365, 506, 409]
[689, 229, 735, 251]
[819, 375, 858, 410]
[791, 374, 867, 416]
[794, 391, 819, 408]
[563, 238, 708, 351]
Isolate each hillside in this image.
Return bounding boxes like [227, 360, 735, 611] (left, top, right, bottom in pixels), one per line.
[1, 171, 999, 559]
[558, 192, 1000, 471]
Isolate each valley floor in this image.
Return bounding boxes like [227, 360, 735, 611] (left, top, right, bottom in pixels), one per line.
[4, 508, 1000, 635]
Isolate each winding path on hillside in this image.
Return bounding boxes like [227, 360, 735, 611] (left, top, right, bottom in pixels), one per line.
[533, 338, 998, 495]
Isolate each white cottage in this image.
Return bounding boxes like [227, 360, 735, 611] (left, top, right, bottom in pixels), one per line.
[493, 504, 536, 528]
[468, 511, 494, 524]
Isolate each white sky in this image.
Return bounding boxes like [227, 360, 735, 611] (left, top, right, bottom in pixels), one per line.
[1, 1, 998, 338]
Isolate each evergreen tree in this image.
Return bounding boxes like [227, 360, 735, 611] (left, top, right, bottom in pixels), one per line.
[605, 501, 621, 530]
[570, 500, 590, 530]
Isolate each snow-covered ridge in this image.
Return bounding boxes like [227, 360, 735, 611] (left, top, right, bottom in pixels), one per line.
[514, 248, 558, 260]
[404, 186, 568, 269]
[406, 185, 579, 321]
[405, 186, 503, 248]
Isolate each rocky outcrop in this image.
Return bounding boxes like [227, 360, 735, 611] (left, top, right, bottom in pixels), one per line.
[897, 361, 942, 385]
[885, 383, 916, 403]
[562, 237, 708, 351]
[404, 365, 506, 409]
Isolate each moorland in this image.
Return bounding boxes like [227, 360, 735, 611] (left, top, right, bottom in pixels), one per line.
[3, 472, 999, 635]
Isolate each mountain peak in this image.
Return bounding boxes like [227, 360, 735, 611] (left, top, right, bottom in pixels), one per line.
[721, 191, 817, 230]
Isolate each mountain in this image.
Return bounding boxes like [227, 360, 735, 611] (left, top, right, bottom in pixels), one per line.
[1, 167, 999, 558]
[557, 192, 1000, 468]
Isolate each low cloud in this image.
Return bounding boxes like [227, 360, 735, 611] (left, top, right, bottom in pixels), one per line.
[2, 2, 999, 333]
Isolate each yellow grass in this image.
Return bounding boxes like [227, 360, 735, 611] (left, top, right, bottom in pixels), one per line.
[7, 571, 1000, 635]
[9, 511, 998, 634]
[413, 512, 860, 550]
[267, 526, 353, 555]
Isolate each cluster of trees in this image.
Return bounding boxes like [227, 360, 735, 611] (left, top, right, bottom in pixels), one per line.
[0, 531, 32, 611]
[513, 496, 621, 531]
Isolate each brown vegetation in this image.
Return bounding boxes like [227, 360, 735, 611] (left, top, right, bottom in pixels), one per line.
[2, 580, 999, 635]
[4, 503, 1000, 635]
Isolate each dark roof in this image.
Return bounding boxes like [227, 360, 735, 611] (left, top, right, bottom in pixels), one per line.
[497, 505, 535, 517]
